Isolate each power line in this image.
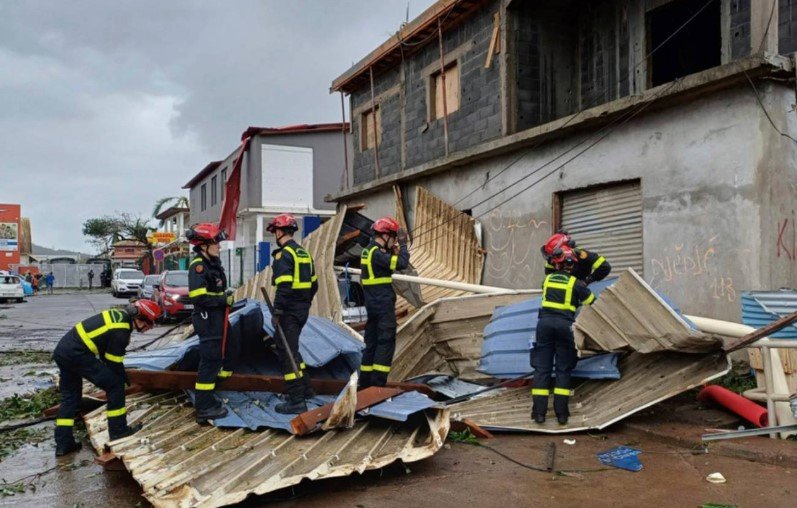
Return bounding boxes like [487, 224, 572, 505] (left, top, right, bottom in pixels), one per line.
[743, 70, 797, 144]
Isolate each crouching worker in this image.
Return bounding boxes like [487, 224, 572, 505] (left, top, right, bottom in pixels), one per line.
[268, 214, 318, 414]
[53, 299, 161, 456]
[531, 247, 595, 425]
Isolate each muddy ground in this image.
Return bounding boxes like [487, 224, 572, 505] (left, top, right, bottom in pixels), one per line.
[0, 292, 795, 507]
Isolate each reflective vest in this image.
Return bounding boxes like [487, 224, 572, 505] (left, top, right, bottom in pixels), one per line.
[360, 245, 398, 286]
[273, 245, 317, 289]
[74, 309, 130, 361]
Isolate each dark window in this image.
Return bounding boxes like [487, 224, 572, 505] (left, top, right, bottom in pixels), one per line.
[648, 0, 721, 87]
[221, 168, 227, 201]
[201, 184, 207, 211]
[211, 176, 218, 206]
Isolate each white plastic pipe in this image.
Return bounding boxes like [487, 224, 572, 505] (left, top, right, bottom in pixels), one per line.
[333, 266, 537, 295]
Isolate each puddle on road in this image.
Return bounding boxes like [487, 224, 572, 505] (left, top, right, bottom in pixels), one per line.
[0, 363, 56, 400]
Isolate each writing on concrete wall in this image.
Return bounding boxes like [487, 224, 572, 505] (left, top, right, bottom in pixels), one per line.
[649, 236, 736, 302]
[484, 211, 548, 288]
[776, 212, 797, 261]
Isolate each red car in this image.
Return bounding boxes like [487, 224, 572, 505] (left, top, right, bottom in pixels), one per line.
[151, 270, 192, 322]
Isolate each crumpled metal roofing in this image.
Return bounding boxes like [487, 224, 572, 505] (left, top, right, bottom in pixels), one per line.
[84, 391, 450, 508]
[573, 269, 721, 354]
[363, 391, 440, 422]
[406, 374, 486, 399]
[741, 290, 797, 339]
[478, 278, 620, 379]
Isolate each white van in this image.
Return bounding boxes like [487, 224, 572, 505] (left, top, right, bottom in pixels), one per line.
[111, 268, 145, 298]
[0, 274, 25, 303]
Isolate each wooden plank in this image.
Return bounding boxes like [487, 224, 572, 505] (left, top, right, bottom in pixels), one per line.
[291, 387, 403, 435]
[725, 310, 797, 352]
[484, 11, 500, 69]
[335, 229, 361, 246]
[125, 369, 437, 398]
[450, 418, 494, 439]
[95, 452, 126, 471]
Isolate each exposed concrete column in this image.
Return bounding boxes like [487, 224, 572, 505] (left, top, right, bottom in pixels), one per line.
[177, 213, 185, 237]
[751, 0, 778, 55]
[255, 214, 264, 244]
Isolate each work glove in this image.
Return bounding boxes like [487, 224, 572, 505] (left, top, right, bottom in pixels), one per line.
[225, 288, 235, 307]
[584, 275, 594, 286]
[396, 228, 408, 245]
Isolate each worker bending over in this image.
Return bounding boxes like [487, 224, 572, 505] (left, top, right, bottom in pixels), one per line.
[541, 231, 611, 284]
[532, 247, 595, 425]
[53, 299, 161, 456]
[269, 214, 318, 414]
[187, 223, 234, 423]
[359, 217, 409, 388]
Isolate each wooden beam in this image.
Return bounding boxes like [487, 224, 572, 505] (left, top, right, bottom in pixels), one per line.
[291, 387, 403, 435]
[336, 229, 361, 246]
[450, 418, 494, 439]
[125, 369, 437, 398]
[484, 11, 500, 69]
[95, 452, 126, 471]
[724, 310, 797, 353]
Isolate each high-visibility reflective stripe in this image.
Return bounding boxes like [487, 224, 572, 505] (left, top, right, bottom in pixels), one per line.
[218, 370, 233, 378]
[189, 288, 224, 298]
[544, 262, 554, 270]
[372, 364, 391, 373]
[106, 407, 127, 418]
[274, 246, 315, 289]
[75, 310, 131, 356]
[104, 352, 124, 363]
[389, 255, 398, 271]
[274, 275, 293, 285]
[190, 257, 203, 266]
[531, 388, 550, 396]
[591, 256, 606, 272]
[56, 418, 75, 426]
[284, 371, 303, 381]
[553, 388, 573, 396]
[299, 362, 307, 370]
[542, 274, 577, 312]
[195, 382, 215, 390]
[583, 293, 595, 306]
[360, 365, 374, 372]
[361, 246, 394, 286]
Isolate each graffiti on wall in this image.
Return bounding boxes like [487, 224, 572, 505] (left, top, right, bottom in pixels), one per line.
[649, 235, 737, 302]
[776, 211, 797, 261]
[483, 211, 549, 287]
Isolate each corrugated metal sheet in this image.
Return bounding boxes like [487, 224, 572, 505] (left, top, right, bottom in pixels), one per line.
[389, 292, 535, 382]
[364, 391, 439, 422]
[573, 269, 721, 354]
[478, 278, 620, 379]
[84, 392, 450, 508]
[395, 187, 486, 317]
[233, 207, 348, 323]
[741, 290, 797, 339]
[449, 352, 730, 433]
[405, 374, 486, 399]
[560, 181, 643, 274]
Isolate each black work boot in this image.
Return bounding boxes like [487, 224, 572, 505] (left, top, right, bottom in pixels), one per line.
[553, 394, 570, 426]
[358, 371, 372, 390]
[532, 412, 546, 424]
[55, 439, 82, 457]
[301, 375, 316, 399]
[109, 422, 143, 441]
[557, 415, 569, 425]
[196, 405, 229, 424]
[275, 380, 307, 414]
[531, 394, 549, 424]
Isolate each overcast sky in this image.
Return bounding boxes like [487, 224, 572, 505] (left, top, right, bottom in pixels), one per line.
[0, 0, 435, 253]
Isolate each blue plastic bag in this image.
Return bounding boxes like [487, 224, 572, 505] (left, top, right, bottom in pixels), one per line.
[597, 446, 643, 472]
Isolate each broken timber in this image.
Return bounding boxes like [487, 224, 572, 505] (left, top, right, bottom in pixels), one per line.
[291, 387, 403, 435]
[125, 369, 436, 398]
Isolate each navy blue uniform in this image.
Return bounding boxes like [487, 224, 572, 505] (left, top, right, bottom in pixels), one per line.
[188, 254, 231, 412]
[271, 239, 318, 394]
[359, 240, 409, 387]
[53, 309, 132, 447]
[531, 271, 595, 421]
[543, 248, 610, 284]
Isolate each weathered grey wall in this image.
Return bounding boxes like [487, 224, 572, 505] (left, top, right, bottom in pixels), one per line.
[350, 1, 502, 185]
[188, 147, 247, 226]
[344, 83, 797, 322]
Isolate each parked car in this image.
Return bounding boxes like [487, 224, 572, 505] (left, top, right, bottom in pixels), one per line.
[111, 268, 145, 298]
[0, 275, 25, 303]
[138, 274, 160, 300]
[152, 270, 191, 322]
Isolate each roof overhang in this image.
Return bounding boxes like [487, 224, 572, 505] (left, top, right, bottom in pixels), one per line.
[182, 161, 222, 189]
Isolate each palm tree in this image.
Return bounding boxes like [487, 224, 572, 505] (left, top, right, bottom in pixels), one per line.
[152, 196, 189, 227]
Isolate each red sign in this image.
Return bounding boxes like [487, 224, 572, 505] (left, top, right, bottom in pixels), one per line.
[0, 204, 21, 271]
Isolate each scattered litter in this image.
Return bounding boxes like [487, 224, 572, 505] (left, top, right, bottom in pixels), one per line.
[597, 446, 643, 472]
[706, 472, 727, 484]
[563, 439, 576, 446]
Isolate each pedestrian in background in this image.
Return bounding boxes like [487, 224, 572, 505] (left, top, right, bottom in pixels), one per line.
[32, 273, 39, 296]
[88, 269, 95, 290]
[46, 272, 55, 295]
[25, 271, 32, 284]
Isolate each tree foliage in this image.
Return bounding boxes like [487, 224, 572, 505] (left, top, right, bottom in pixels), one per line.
[82, 216, 123, 255]
[152, 196, 189, 227]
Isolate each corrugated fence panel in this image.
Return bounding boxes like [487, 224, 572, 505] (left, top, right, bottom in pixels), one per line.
[741, 291, 797, 339]
[560, 181, 643, 274]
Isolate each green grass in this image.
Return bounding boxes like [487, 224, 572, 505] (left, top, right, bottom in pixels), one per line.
[447, 429, 479, 445]
[0, 388, 59, 422]
[715, 364, 757, 395]
[0, 351, 53, 368]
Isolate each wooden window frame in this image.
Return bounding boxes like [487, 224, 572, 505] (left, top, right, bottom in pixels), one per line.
[428, 60, 461, 122]
[360, 105, 381, 152]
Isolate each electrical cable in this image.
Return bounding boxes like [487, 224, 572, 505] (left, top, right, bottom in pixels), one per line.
[742, 70, 797, 144]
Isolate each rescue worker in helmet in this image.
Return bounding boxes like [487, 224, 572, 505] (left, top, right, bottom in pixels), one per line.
[540, 231, 611, 285]
[186, 223, 233, 423]
[532, 247, 595, 425]
[359, 217, 409, 388]
[53, 299, 162, 456]
[267, 214, 318, 414]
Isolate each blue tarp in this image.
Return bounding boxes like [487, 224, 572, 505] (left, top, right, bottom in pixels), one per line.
[597, 446, 643, 472]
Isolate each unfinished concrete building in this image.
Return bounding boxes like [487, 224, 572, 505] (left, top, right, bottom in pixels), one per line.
[329, 0, 797, 322]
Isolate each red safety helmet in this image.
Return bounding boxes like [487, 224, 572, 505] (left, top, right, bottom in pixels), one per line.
[542, 233, 569, 257]
[128, 299, 162, 324]
[186, 223, 227, 246]
[266, 214, 298, 233]
[372, 217, 400, 235]
[551, 246, 577, 267]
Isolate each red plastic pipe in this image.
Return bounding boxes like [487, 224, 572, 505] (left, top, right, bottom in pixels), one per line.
[697, 385, 768, 427]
